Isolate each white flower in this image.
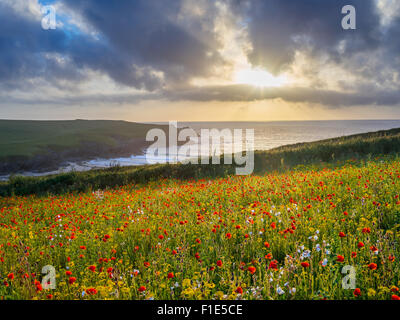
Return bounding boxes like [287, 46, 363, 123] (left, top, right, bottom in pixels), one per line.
[276, 286, 285, 295]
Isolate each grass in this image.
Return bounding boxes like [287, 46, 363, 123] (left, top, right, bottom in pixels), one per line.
[0, 156, 399, 299]
[0, 119, 168, 158]
[1, 128, 400, 300]
[2, 127, 400, 196]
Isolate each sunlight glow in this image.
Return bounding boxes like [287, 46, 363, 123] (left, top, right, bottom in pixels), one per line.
[234, 68, 287, 87]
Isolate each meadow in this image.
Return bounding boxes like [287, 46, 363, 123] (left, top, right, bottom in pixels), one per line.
[0, 155, 399, 300]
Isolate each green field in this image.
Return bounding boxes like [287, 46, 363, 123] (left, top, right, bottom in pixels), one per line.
[0, 119, 168, 158]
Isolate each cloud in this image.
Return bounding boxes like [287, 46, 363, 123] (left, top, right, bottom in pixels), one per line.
[0, 0, 400, 111]
[161, 84, 400, 107]
[61, 0, 226, 89]
[244, 0, 382, 74]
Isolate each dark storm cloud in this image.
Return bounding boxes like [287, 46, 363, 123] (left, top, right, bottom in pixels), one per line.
[62, 0, 224, 86]
[245, 0, 382, 74]
[0, 2, 81, 89]
[0, 0, 399, 108]
[0, 0, 223, 91]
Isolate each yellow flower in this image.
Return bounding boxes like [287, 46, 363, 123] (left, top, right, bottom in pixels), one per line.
[182, 279, 191, 288]
[367, 289, 376, 297]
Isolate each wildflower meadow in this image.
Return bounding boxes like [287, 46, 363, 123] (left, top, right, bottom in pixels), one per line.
[0, 157, 399, 300]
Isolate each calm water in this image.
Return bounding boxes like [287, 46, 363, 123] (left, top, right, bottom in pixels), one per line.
[2, 120, 400, 180]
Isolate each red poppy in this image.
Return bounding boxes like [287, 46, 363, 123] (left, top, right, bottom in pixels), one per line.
[265, 253, 273, 260]
[138, 286, 146, 292]
[226, 233, 232, 239]
[7, 273, 14, 280]
[66, 271, 72, 276]
[301, 262, 310, 268]
[339, 232, 346, 238]
[337, 255, 345, 262]
[86, 287, 97, 295]
[88, 265, 96, 272]
[236, 287, 243, 294]
[167, 272, 174, 279]
[68, 277, 76, 284]
[392, 295, 400, 300]
[217, 260, 223, 267]
[264, 242, 270, 248]
[351, 252, 357, 258]
[368, 263, 377, 270]
[144, 262, 150, 267]
[357, 241, 364, 248]
[268, 260, 278, 270]
[353, 288, 361, 297]
[370, 245, 378, 252]
[248, 266, 256, 274]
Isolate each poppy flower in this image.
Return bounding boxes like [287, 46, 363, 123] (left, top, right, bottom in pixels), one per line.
[351, 252, 357, 258]
[88, 265, 96, 272]
[301, 262, 310, 268]
[217, 260, 223, 267]
[138, 286, 146, 292]
[339, 232, 346, 238]
[368, 263, 377, 270]
[268, 260, 278, 270]
[7, 273, 14, 280]
[392, 295, 400, 300]
[226, 233, 232, 239]
[265, 253, 273, 260]
[236, 287, 243, 294]
[167, 272, 174, 279]
[86, 288, 97, 295]
[357, 241, 364, 248]
[68, 277, 76, 284]
[353, 288, 361, 297]
[248, 266, 256, 274]
[337, 255, 345, 262]
[66, 271, 72, 276]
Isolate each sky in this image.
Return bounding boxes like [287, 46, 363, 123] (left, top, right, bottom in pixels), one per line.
[0, 0, 400, 121]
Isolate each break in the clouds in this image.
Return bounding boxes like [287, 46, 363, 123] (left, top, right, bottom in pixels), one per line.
[0, 0, 400, 118]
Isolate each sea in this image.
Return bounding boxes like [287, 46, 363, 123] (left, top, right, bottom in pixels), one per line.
[2, 120, 400, 180]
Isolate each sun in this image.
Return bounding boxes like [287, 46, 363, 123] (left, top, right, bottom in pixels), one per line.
[234, 68, 286, 87]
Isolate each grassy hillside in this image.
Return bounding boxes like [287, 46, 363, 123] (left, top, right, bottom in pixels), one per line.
[0, 155, 399, 300]
[0, 119, 165, 158]
[2, 127, 400, 196]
